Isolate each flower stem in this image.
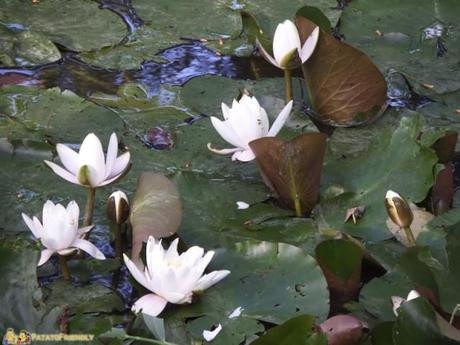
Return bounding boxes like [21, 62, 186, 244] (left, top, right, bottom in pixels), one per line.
[83, 187, 96, 227]
[403, 226, 416, 247]
[115, 223, 123, 259]
[283, 68, 293, 104]
[124, 335, 176, 345]
[58, 255, 71, 280]
[294, 197, 302, 218]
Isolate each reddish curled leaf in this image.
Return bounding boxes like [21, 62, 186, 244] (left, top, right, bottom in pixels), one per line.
[249, 133, 327, 215]
[295, 16, 387, 127]
[319, 315, 365, 345]
[431, 131, 458, 164]
[431, 163, 454, 215]
[130, 172, 182, 262]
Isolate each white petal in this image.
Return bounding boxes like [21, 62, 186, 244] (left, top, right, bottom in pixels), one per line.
[57, 248, 77, 256]
[132, 294, 168, 317]
[97, 172, 125, 187]
[38, 249, 55, 266]
[386, 190, 402, 199]
[207, 144, 241, 156]
[43, 202, 76, 249]
[56, 144, 80, 175]
[107, 151, 130, 179]
[267, 100, 293, 136]
[105, 133, 119, 179]
[22, 213, 41, 238]
[228, 306, 244, 319]
[299, 26, 319, 63]
[227, 101, 263, 144]
[165, 238, 180, 261]
[33, 217, 44, 236]
[391, 296, 405, 316]
[124, 253, 152, 292]
[407, 290, 421, 301]
[210, 117, 246, 149]
[231, 149, 255, 162]
[195, 270, 231, 291]
[179, 246, 205, 268]
[66, 200, 79, 225]
[203, 324, 222, 342]
[146, 237, 166, 276]
[78, 133, 106, 186]
[273, 20, 301, 67]
[71, 238, 105, 260]
[77, 225, 94, 237]
[221, 102, 231, 120]
[236, 201, 249, 210]
[256, 38, 280, 68]
[44, 160, 80, 185]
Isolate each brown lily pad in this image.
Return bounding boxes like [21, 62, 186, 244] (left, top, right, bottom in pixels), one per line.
[319, 315, 366, 345]
[130, 172, 182, 262]
[295, 16, 387, 127]
[249, 132, 327, 215]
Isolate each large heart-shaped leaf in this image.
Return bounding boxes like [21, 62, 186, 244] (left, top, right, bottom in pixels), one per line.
[166, 240, 329, 344]
[130, 172, 182, 260]
[296, 16, 387, 127]
[250, 133, 327, 215]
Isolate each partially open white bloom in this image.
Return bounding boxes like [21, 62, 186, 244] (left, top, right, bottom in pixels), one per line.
[257, 20, 319, 69]
[207, 95, 293, 162]
[22, 200, 105, 266]
[391, 290, 421, 316]
[124, 236, 230, 317]
[45, 132, 130, 188]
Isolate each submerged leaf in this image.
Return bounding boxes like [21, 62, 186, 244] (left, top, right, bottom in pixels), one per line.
[130, 172, 182, 261]
[296, 16, 387, 127]
[250, 133, 327, 215]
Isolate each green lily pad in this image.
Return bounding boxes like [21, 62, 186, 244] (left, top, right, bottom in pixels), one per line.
[315, 115, 438, 241]
[166, 240, 329, 344]
[0, 24, 61, 66]
[0, 0, 127, 52]
[0, 241, 61, 334]
[44, 279, 124, 314]
[393, 298, 459, 345]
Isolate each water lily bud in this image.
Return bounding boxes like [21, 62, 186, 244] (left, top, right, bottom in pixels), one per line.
[385, 190, 413, 228]
[107, 191, 130, 224]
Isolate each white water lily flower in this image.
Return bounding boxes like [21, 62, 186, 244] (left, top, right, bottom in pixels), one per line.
[207, 95, 293, 161]
[391, 290, 421, 316]
[22, 200, 106, 266]
[44, 132, 130, 188]
[124, 236, 230, 317]
[257, 20, 319, 69]
[203, 324, 222, 342]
